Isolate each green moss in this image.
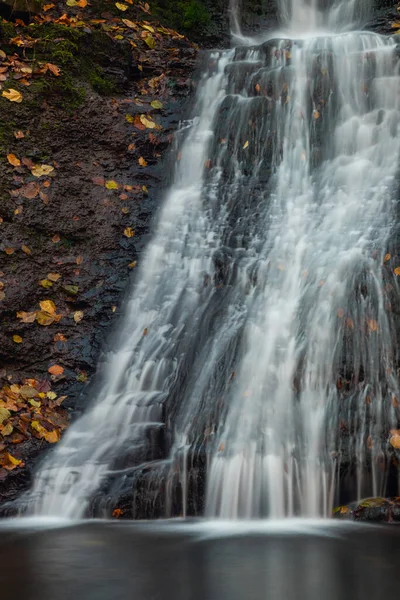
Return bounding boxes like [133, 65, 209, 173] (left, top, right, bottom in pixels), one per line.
[28, 72, 86, 110]
[151, 0, 211, 34]
[88, 67, 116, 96]
[0, 19, 15, 41]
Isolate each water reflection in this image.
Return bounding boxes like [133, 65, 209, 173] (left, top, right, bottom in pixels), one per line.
[0, 521, 399, 600]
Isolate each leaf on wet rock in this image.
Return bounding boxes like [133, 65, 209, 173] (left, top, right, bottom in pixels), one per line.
[7, 154, 21, 167]
[140, 115, 156, 129]
[40, 300, 57, 314]
[394, 267, 400, 276]
[390, 434, 400, 449]
[47, 272, 61, 282]
[124, 227, 135, 238]
[31, 164, 54, 177]
[73, 310, 84, 323]
[144, 36, 156, 49]
[40, 279, 53, 288]
[0, 408, 11, 424]
[151, 100, 163, 109]
[105, 180, 119, 190]
[138, 156, 147, 167]
[13, 335, 23, 344]
[384, 253, 391, 263]
[243, 141, 249, 149]
[63, 284, 79, 296]
[122, 19, 137, 29]
[48, 364, 64, 376]
[115, 2, 128, 10]
[2, 89, 23, 103]
[46, 63, 61, 77]
[17, 311, 37, 323]
[36, 311, 56, 326]
[1, 423, 13, 437]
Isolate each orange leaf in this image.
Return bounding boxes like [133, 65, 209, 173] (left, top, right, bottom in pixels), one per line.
[7, 154, 21, 167]
[48, 364, 64, 376]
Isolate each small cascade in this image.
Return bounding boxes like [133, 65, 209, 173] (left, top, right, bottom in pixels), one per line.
[22, 0, 400, 519]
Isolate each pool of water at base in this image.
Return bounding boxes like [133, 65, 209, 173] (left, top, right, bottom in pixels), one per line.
[0, 518, 399, 600]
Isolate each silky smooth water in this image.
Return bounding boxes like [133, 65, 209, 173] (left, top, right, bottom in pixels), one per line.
[24, 0, 400, 518]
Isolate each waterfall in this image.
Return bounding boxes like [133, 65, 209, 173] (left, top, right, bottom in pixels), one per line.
[24, 0, 400, 519]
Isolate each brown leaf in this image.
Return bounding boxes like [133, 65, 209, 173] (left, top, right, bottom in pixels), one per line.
[7, 154, 21, 167]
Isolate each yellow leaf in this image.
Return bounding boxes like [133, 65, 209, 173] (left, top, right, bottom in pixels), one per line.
[13, 335, 23, 344]
[125, 114, 134, 123]
[115, 2, 128, 9]
[313, 110, 320, 119]
[47, 272, 61, 282]
[1, 423, 13, 436]
[142, 185, 148, 193]
[2, 89, 23, 103]
[74, 310, 84, 323]
[138, 156, 147, 167]
[46, 391, 57, 400]
[43, 3, 55, 10]
[39, 299, 56, 314]
[31, 164, 54, 177]
[151, 100, 163, 109]
[29, 399, 41, 408]
[7, 154, 21, 167]
[0, 408, 11, 424]
[394, 267, 400, 276]
[21, 244, 31, 255]
[40, 279, 53, 288]
[0, 51, 6, 60]
[142, 24, 155, 32]
[124, 227, 135, 238]
[36, 311, 56, 326]
[7, 453, 22, 466]
[384, 253, 391, 263]
[243, 141, 249, 149]
[128, 261, 137, 268]
[105, 180, 119, 190]
[144, 35, 156, 49]
[66, 0, 77, 5]
[140, 115, 156, 129]
[122, 19, 137, 28]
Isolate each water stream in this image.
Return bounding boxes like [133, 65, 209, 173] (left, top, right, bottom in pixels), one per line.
[24, 0, 400, 518]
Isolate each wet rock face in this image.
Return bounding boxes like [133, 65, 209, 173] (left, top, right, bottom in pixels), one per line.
[0, 12, 198, 509]
[334, 497, 400, 522]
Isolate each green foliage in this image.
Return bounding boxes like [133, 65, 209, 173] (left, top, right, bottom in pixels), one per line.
[152, 0, 211, 34]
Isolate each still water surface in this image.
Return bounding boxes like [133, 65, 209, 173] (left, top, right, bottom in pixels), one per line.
[0, 519, 399, 600]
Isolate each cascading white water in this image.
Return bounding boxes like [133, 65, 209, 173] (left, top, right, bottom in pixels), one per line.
[25, 0, 400, 519]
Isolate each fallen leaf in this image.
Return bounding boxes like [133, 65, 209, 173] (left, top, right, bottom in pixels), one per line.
[112, 508, 124, 518]
[115, 2, 128, 9]
[144, 35, 156, 49]
[2, 89, 23, 103]
[124, 227, 135, 238]
[138, 156, 147, 167]
[7, 154, 20, 167]
[73, 310, 84, 323]
[390, 434, 400, 449]
[128, 261, 137, 268]
[31, 164, 54, 177]
[48, 364, 64, 376]
[47, 272, 61, 282]
[17, 311, 37, 323]
[243, 140, 249, 149]
[384, 253, 391, 263]
[140, 115, 156, 129]
[105, 180, 119, 190]
[14, 131, 24, 139]
[52, 234, 60, 243]
[76, 255, 83, 265]
[151, 100, 163, 109]
[1, 423, 13, 437]
[36, 311, 55, 326]
[0, 408, 11, 424]
[394, 267, 400, 276]
[43, 3, 55, 10]
[21, 243, 31, 254]
[54, 333, 66, 342]
[40, 279, 53, 289]
[40, 300, 57, 314]
[46, 63, 61, 77]
[13, 335, 23, 344]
